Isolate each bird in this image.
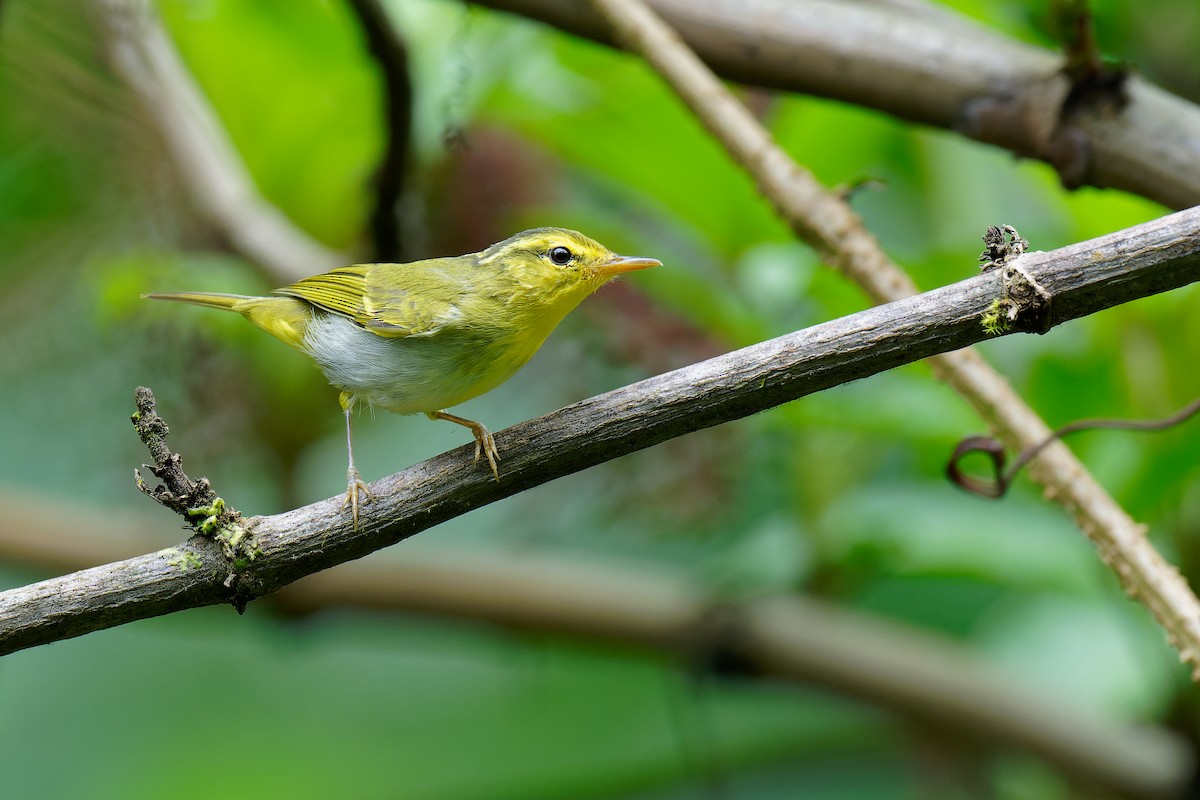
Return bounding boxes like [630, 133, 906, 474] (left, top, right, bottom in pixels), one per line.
[146, 227, 662, 527]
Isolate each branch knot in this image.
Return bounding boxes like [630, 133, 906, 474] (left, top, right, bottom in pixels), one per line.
[978, 225, 1050, 335]
[132, 387, 260, 606]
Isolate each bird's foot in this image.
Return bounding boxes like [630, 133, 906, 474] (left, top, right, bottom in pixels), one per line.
[429, 410, 501, 481]
[469, 422, 501, 482]
[342, 467, 372, 529]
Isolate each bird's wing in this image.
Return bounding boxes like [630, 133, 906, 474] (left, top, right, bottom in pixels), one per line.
[276, 262, 466, 339]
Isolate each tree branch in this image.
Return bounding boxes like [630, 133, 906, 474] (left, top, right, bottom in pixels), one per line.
[2, 209, 1197, 657]
[472, 0, 1200, 209]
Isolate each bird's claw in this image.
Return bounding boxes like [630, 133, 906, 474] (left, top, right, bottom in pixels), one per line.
[342, 468, 372, 529]
[429, 410, 501, 482]
[470, 424, 501, 482]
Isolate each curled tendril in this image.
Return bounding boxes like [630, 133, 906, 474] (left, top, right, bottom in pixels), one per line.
[948, 396, 1200, 498]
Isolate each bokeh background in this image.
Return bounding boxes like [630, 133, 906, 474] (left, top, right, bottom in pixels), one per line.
[2, 0, 1199, 797]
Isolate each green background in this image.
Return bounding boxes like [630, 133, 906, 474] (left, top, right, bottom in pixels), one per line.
[1, 0, 1198, 797]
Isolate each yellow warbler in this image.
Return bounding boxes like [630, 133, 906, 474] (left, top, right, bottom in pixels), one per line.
[146, 228, 661, 527]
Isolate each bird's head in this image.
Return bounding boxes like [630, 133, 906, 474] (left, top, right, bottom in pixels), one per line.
[477, 228, 661, 301]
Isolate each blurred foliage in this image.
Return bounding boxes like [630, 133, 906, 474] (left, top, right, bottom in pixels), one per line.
[0, 0, 1198, 798]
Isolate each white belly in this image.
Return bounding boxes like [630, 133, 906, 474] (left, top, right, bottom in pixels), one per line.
[300, 312, 524, 414]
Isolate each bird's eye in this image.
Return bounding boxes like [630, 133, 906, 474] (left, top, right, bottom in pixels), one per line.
[548, 246, 573, 266]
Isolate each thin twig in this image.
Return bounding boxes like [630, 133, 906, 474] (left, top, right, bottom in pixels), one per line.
[949, 396, 1200, 498]
[586, 0, 1200, 675]
[131, 387, 258, 599]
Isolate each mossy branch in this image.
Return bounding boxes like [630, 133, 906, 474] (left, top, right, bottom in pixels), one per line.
[131, 387, 258, 606]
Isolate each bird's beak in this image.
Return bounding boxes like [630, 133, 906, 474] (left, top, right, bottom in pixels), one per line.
[596, 254, 662, 276]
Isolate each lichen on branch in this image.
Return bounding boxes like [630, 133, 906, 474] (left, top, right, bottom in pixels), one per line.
[132, 387, 259, 583]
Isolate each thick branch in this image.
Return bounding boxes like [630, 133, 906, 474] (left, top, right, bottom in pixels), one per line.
[0, 543, 229, 654]
[1, 208, 1197, 657]
[472, 0, 1200, 209]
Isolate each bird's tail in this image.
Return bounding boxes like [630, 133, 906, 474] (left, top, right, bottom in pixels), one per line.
[142, 291, 254, 311]
[144, 291, 311, 351]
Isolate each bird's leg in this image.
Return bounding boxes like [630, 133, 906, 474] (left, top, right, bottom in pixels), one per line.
[343, 406, 371, 528]
[428, 410, 500, 481]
